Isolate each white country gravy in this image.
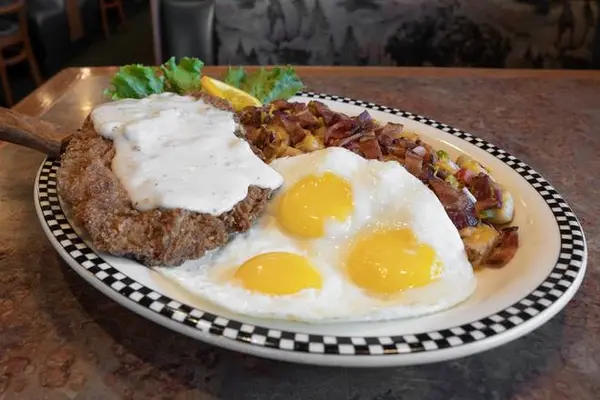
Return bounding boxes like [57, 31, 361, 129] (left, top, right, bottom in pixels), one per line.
[90, 93, 284, 215]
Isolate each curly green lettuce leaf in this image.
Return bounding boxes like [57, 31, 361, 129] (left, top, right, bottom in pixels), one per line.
[222, 66, 304, 103]
[104, 64, 165, 100]
[161, 56, 204, 93]
[241, 68, 271, 101]
[105, 57, 204, 100]
[223, 66, 246, 88]
[260, 66, 305, 104]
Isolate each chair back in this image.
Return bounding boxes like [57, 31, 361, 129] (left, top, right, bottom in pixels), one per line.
[150, 0, 215, 65]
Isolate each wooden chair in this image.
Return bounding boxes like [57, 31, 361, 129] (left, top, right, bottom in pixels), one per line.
[0, 0, 42, 107]
[99, 0, 126, 39]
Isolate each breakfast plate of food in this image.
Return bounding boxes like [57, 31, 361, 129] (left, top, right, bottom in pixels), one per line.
[0, 59, 586, 367]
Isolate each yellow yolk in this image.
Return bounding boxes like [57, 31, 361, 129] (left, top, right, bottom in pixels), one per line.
[277, 172, 353, 238]
[235, 252, 322, 295]
[346, 228, 441, 294]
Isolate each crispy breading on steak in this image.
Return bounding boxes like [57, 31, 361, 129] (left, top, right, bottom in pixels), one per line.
[57, 92, 274, 267]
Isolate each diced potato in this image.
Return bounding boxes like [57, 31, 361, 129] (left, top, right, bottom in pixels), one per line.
[297, 133, 323, 152]
[460, 224, 500, 267]
[266, 124, 290, 146]
[313, 125, 327, 142]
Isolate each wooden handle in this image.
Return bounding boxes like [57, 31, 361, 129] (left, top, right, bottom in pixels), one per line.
[0, 107, 72, 158]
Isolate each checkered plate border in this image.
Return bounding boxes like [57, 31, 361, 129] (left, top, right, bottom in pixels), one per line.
[36, 92, 586, 357]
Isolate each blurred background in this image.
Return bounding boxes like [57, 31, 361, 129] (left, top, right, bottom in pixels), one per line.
[2, 0, 599, 106]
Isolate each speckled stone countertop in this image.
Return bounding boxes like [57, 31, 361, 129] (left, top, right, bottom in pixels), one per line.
[0, 67, 598, 399]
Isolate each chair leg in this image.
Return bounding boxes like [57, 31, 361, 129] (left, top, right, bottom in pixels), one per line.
[24, 43, 42, 86]
[0, 63, 13, 107]
[100, 6, 110, 39]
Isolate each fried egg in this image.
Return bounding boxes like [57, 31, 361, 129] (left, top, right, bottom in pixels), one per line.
[157, 147, 476, 322]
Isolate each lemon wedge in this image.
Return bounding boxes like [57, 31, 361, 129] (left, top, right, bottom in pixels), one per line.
[200, 76, 262, 111]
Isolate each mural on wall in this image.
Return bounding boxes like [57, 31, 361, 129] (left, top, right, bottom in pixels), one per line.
[215, 0, 600, 68]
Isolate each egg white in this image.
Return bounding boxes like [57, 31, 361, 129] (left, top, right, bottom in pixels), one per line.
[156, 147, 476, 323]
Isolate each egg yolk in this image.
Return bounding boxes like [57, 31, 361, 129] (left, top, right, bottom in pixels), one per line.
[277, 172, 353, 238]
[234, 252, 322, 295]
[346, 228, 441, 294]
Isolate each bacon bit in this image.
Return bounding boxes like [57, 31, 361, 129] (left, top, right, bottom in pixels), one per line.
[385, 144, 407, 159]
[337, 132, 364, 147]
[356, 110, 376, 131]
[380, 137, 417, 159]
[239, 106, 263, 127]
[470, 173, 502, 212]
[313, 110, 398, 157]
[375, 122, 404, 140]
[344, 141, 362, 155]
[308, 101, 339, 126]
[485, 227, 519, 267]
[271, 100, 295, 111]
[399, 138, 419, 151]
[290, 102, 308, 114]
[404, 151, 424, 177]
[325, 119, 356, 145]
[429, 178, 479, 230]
[449, 211, 480, 231]
[244, 126, 262, 143]
[295, 108, 320, 129]
[377, 134, 394, 153]
[275, 113, 306, 145]
[358, 136, 383, 160]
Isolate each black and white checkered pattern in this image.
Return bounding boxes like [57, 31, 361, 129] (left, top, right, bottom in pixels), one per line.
[36, 92, 586, 356]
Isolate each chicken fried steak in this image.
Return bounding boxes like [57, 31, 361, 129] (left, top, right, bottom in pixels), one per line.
[57, 93, 277, 267]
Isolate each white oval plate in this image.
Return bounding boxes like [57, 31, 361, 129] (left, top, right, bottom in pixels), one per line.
[34, 92, 587, 367]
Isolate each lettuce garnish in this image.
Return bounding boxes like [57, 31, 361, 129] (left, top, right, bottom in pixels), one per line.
[105, 57, 303, 104]
[223, 66, 304, 103]
[104, 64, 165, 100]
[105, 57, 203, 100]
[160, 57, 204, 94]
